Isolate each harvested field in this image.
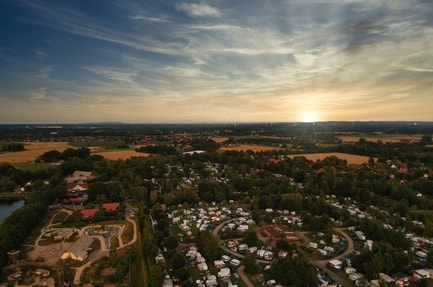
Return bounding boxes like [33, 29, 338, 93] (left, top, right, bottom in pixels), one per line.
[0, 142, 72, 163]
[338, 135, 421, 143]
[211, 137, 229, 143]
[220, 144, 280, 152]
[288, 152, 374, 165]
[96, 150, 150, 160]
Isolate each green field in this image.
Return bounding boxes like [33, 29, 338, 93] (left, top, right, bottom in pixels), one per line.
[69, 140, 129, 149]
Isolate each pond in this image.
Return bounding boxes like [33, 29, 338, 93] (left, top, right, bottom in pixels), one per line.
[0, 200, 25, 222]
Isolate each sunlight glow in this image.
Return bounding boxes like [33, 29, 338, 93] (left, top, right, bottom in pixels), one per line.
[300, 111, 319, 122]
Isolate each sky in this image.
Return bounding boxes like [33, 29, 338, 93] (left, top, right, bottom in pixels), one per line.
[0, 0, 433, 123]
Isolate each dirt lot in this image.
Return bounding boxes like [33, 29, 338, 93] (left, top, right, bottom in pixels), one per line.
[288, 152, 374, 165]
[0, 142, 72, 163]
[96, 150, 150, 160]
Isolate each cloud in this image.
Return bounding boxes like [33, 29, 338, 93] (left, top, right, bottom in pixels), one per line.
[39, 66, 52, 80]
[402, 65, 433, 73]
[30, 87, 47, 101]
[177, 2, 222, 17]
[35, 49, 46, 60]
[130, 15, 171, 23]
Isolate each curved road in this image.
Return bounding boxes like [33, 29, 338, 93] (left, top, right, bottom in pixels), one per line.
[213, 220, 354, 287]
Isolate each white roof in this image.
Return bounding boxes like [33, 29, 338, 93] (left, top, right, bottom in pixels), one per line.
[328, 259, 342, 266]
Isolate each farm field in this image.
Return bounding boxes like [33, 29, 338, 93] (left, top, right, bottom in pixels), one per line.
[287, 152, 374, 165]
[0, 142, 72, 163]
[220, 144, 281, 152]
[338, 134, 422, 143]
[69, 140, 128, 149]
[210, 137, 229, 143]
[96, 150, 150, 160]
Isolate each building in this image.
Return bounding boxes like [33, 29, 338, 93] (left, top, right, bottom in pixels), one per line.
[103, 202, 120, 212]
[61, 235, 94, 261]
[65, 171, 94, 183]
[262, 224, 297, 241]
[80, 208, 99, 218]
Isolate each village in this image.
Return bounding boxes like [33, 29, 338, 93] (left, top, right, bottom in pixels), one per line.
[0, 127, 433, 287]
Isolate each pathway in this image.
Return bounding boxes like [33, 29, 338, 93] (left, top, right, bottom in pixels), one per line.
[213, 219, 355, 287]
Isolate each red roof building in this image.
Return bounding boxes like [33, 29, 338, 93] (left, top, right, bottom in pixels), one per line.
[103, 202, 120, 212]
[80, 208, 99, 218]
[262, 224, 297, 241]
[69, 198, 87, 204]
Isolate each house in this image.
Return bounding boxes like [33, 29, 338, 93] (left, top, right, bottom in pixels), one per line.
[103, 202, 120, 212]
[65, 171, 94, 183]
[80, 208, 99, 218]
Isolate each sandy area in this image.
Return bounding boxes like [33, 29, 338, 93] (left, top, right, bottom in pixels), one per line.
[287, 152, 374, 165]
[0, 142, 72, 163]
[28, 242, 72, 264]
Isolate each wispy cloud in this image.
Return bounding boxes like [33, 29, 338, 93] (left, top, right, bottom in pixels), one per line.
[1, 0, 432, 122]
[176, 2, 222, 17]
[30, 87, 47, 101]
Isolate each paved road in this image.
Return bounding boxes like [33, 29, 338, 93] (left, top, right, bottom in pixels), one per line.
[214, 219, 355, 287]
[295, 228, 354, 287]
[237, 265, 254, 287]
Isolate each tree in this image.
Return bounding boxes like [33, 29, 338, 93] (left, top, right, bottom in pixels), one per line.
[242, 254, 259, 274]
[164, 236, 179, 250]
[176, 266, 190, 283]
[270, 256, 318, 287]
[276, 239, 292, 252]
[148, 262, 165, 287]
[195, 231, 221, 262]
[244, 229, 259, 247]
[171, 252, 186, 270]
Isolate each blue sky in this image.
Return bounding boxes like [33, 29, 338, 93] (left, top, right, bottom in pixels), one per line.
[1, 0, 432, 123]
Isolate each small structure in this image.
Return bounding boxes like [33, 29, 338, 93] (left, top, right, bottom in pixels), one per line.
[328, 259, 342, 270]
[81, 208, 99, 218]
[7, 250, 20, 264]
[103, 202, 120, 212]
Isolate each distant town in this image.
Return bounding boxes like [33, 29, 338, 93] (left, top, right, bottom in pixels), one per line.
[1, 122, 433, 287]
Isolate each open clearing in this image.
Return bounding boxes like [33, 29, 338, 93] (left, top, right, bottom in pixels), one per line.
[0, 142, 72, 163]
[288, 152, 374, 165]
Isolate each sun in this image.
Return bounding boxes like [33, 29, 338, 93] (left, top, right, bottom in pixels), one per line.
[300, 111, 318, 123]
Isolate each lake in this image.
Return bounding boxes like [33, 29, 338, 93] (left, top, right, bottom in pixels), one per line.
[0, 200, 25, 222]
